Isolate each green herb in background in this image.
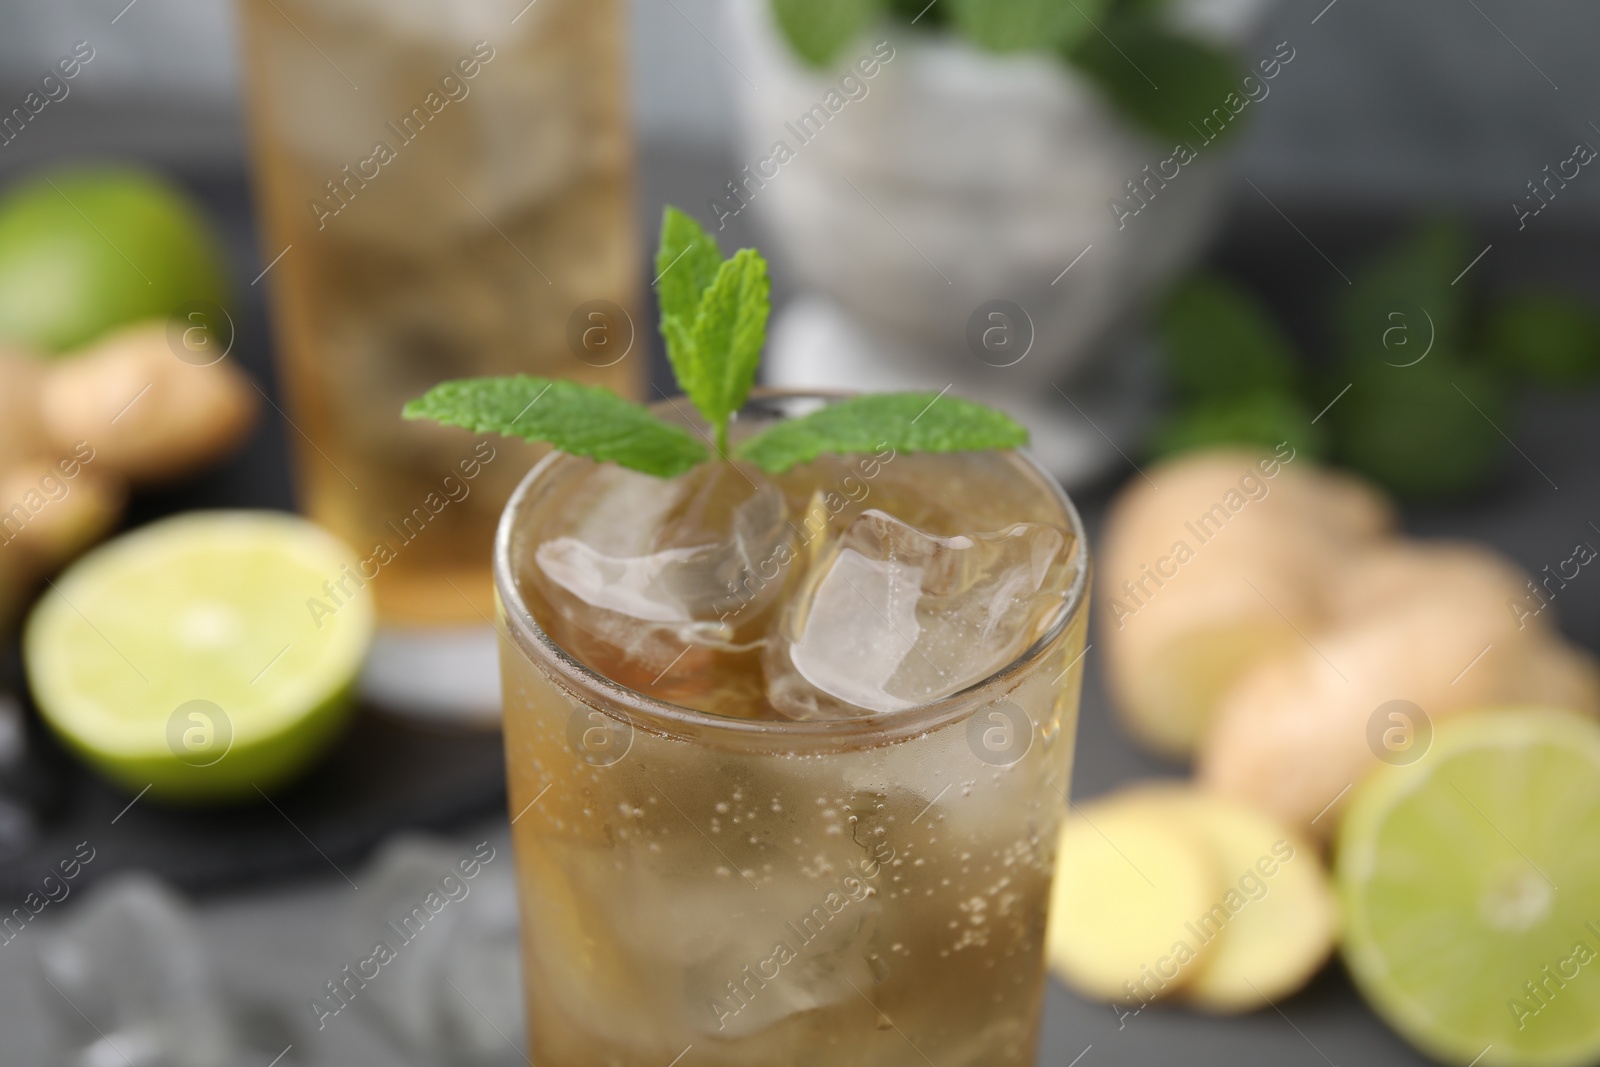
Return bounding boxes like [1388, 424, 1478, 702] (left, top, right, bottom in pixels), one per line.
[1068, 19, 1243, 145]
[1484, 292, 1600, 386]
[771, 0, 885, 68]
[767, 0, 1243, 146]
[1158, 275, 1301, 399]
[1338, 219, 1469, 359]
[1149, 390, 1325, 460]
[1153, 219, 1600, 502]
[404, 208, 1027, 477]
[886, 0, 946, 27]
[1330, 222, 1505, 500]
[1149, 274, 1320, 459]
[949, 0, 1107, 54]
[1331, 352, 1506, 501]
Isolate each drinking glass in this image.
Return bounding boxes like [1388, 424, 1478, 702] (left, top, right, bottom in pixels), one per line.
[494, 394, 1090, 1065]
[235, 0, 639, 716]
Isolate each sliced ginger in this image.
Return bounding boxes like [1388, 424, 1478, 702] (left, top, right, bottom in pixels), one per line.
[1047, 791, 1218, 1003]
[1048, 784, 1338, 1014]
[1118, 786, 1337, 1013]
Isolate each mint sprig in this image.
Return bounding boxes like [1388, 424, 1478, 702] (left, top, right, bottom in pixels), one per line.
[766, 0, 1244, 146]
[403, 206, 1029, 479]
[402, 376, 708, 478]
[736, 392, 1028, 473]
[658, 209, 771, 455]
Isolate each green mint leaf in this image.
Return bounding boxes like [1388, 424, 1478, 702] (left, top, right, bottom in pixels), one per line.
[735, 392, 1028, 473]
[951, 0, 1108, 53]
[403, 376, 708, 478]
[772, 0, 883, 67]
[674, 248, 771, 455]
[654, 209, 772, 454]
[1331, 353, 1506, 501]
[1339, 219, 1469, 364]
[1159, 274, 1301, 401]
[1069, 20, 1243, 143]
[1149, 390, 1324, 461]
[888, 0, 946, 27]
[656, 207, 722, 327]
[1485, 292, 1600, 386]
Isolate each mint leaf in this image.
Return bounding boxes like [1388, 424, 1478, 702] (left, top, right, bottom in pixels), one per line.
[656, 207, 722, 326]
[950, 0, 1108, 52]
[1149, 390, 1324, 461]
[1070, 20, 1243, 143]
[403, 376, 708, 478]
[1331, 353, 1505, 500]
[772, 0, 883, 67]
[653, 209, 771, 455]
[888, 0, 946, 26]
[1485, 292, 1600, 386]
[684, 249, 770, 454]
[1339, 219, 1469, 363]
[736, 392, 1028, 473]
[1159, 274, 1301, 400]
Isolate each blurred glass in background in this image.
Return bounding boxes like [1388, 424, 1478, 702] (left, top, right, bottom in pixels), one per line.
[232, 0, 638, 720]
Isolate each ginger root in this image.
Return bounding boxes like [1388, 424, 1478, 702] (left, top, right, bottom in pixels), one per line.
[39, 321, 257, 484]
[1198, 543, 1600, 839]
[1100, 447, 1394, 759]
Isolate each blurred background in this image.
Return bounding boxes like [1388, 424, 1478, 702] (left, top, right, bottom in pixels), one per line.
[1, 1, 1599, 1064]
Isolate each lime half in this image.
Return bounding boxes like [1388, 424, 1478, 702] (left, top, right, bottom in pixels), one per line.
[1338, 708, 1600, 1067]
[25, 512, 373, 801]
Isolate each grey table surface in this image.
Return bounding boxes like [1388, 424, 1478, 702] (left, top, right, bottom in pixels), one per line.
[2, 142, 1597, 1066]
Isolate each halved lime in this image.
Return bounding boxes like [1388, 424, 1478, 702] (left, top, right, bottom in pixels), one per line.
[1338, 708, 1600, 1067]
[25, 512, 373, 802]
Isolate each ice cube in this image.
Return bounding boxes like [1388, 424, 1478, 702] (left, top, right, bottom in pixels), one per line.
[351, 836, 525, 1065]
[532, 462, 796, 681]
[766, 509, 1074, 719]
[570, 854, 884, 1040]
[34, 874, 239, 1067]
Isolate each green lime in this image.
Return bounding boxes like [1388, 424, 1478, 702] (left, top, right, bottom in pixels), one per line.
[0, 167, 228, 354]
[24, 512, 373, 802]
[1337, 708, 1600, 1067]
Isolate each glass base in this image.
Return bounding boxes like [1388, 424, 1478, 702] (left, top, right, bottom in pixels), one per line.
[359, 625, 502, 726]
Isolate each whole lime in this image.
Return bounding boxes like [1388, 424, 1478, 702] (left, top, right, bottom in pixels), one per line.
[0, 167, 229, 355]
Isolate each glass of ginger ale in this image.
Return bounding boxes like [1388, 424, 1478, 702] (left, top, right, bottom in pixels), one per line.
[495, 393, 1089, 1065]
[236, 0, 638, 718]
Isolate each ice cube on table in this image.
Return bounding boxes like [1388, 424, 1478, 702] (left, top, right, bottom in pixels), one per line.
[532, 462, 795, 679]
[351, 837, 525, 1065]
[34, 874, 238, 1067]
[766, 509, 1075, 719]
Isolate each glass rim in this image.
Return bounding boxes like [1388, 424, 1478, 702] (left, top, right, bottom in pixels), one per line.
[493, 389, 1091, 750]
